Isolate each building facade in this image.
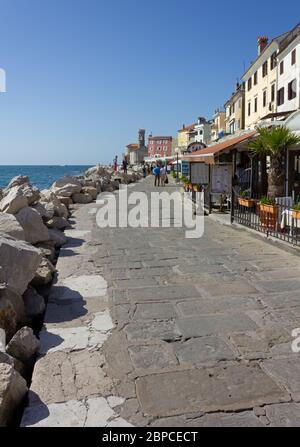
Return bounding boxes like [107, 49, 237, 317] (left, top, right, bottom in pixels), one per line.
[211, 110, 226, 141]
[148, 136, 173, 158]
[194, 117, 211, 145]
[277, 33, 300, 113]
[177, 123, 196, 153]
[224, 83, 245, 134]
[126, 129, 148, 165]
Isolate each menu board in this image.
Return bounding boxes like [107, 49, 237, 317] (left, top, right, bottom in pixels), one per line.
[211, 164, 232, 193]
[191, 163, 209, 184]
[181, 161, 190, 177]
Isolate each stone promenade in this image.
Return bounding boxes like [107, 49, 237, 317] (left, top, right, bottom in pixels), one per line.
[22, 177, 300, 427]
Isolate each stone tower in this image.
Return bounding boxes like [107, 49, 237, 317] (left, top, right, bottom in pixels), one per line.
[138, 129, 145, 149]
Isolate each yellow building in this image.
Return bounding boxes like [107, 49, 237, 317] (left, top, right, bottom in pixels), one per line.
[177, 123, 196, 153]
[241, 33, 290, 129]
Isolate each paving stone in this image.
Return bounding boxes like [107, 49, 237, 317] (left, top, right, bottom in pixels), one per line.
[263, 357, 300, 398]
[128, 285, 200, 302]
[260, 292, 300, 309]
[115, 278, 156, 289]
[190, 411, 264, 427]
[198, 279, 259, 297]
[265, 403, 300, 427]
[176, 296, 262, 316]
[39, 327, 90, 354]
[255, 279, 300, 294]
[174, 336, 236, 365]
[129, 344, 178, 370]
[125, 320, 182, 342]
[134, 303, 177, 320]
[84, 397, 115, 427]
[29, 350, 112, 405]
[21, 400, 87, 427]
[136, 364, 290, 417]
[177, 313, 258, 337]
[92, 310, 114, 332]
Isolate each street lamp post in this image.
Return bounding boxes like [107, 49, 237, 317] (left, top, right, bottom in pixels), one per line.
[175, 147, 179, 182]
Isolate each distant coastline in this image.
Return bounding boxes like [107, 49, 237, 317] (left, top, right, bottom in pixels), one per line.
[0, 165, 93, 190]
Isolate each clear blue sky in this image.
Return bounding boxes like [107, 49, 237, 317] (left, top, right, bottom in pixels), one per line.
[0, 0, 299, 165]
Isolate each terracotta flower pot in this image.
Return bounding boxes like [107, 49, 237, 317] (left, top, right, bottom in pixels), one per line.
[292, 210, 300, 220]
[238, 198, 255, 207]
[258, 203, 278, 230]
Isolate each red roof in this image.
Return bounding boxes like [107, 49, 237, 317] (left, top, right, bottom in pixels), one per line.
[182, 131, 256, 161]
[178, 123, 196, 132]
[126, 144, 139, 151]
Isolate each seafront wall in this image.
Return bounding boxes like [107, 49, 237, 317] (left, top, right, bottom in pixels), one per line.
[0, 165, 142, 426]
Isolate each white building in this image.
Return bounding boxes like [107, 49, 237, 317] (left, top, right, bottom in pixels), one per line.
[277, 33, 300, 113]
[194, 117, 211, 145]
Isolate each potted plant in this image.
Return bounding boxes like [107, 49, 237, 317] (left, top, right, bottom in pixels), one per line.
[238, 191, 255, 208]
[249, 126, 300, 198]
[193, 184, 200, 192]
[292, 203, 300, 220]
[258, 196, 278, 230]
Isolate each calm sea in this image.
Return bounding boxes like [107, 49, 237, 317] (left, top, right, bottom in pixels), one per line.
[0, 165, 93, 190]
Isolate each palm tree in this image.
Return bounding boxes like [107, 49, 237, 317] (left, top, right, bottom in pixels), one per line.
[249, 125, 300, 198]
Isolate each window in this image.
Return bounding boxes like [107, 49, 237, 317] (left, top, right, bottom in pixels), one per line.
[254, 71, 258, 85]
[263, 90, 267, 108]
[262, 61, 268, 77]
[248, 101, 251, 116]
[239, 98, 242, 108]
[270, 52, 277, 70]
[271, 83, 276, 102]
[280, 61, 284, 75]
[248, 77, 252, 91]
[277, 87, 285, 106]
[232, 102, 235, 113]
[292, 49, 296, 65]
[288, 79, 297, 100]
[254, 96, 258, 113]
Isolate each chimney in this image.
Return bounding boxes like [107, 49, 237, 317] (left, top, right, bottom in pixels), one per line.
[257, 36, 268, 55]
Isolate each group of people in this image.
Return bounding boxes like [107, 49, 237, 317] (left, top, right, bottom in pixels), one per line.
[152, 164, 168, 187]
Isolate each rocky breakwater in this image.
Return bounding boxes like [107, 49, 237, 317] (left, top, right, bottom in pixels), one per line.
[0, 165, 142, 426]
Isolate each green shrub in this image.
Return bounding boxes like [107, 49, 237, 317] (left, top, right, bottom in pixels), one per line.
[260, 195, 276, 206]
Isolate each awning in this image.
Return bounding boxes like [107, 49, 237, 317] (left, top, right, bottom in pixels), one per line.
[182, 131, 256, 163]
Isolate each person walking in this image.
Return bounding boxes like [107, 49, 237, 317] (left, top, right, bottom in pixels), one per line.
[153, 164, 161, 187]
[113, 156, 118, 173]
[122, 158, 128, 174]
[142, 164, 147, 178]
[160, 165, 167, 186]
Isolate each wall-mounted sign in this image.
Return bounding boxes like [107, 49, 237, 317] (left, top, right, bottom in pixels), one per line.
[191, 162, 209, 184]
[211, 164, 232, 193]
[181, 160, 190, 177]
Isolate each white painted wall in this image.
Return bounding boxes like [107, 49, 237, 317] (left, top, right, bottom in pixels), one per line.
[277, 36, 300, 113]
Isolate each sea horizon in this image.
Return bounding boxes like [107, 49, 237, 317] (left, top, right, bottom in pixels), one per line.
[0, 165, 95, 190]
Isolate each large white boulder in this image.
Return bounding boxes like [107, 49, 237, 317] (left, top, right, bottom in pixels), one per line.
[15, 207, 49, 244]
[0, 235, 42, 295]
[6, 175, 29, 189]
[52, 183, 82, 198]
[31, 257, 55, 286]
[0, 213, 25, 240]
[0, 286, 26, 342]
[6, 327, 39, 363]
[40, 190, 69, 219]
[31, 202, 54, 220]
[0, 186, 28, 214]
[48, 229, 67, 247]
[52, 176, 82, 188]
[20, 184, 40, 205]
[72, 192, 93, 204]
[0, 363, 28, 426]
[82, 186, 97, 200]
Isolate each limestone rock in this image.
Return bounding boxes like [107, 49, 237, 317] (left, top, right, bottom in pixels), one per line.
[57, 196, 73, 207]
[0, 286, 26, 340]
[0, 186, 28, 214]
[6, 326, 39, 363]
[32, 202, 54, 220]
[0, 328, 5, 351]
[72, 192, 93, 204]
[6, 175, 29, 189]
[52, 183, 82, 198]
[48, 229, 67, 247]
[40, 190, 69, 219]
[31, 257, 55, 286]
[34, 243, 56, 263]
[23, 287, 46, 319]
[0, 363, 28, 426]
[82, 186, 97, 200]
[0, 235, 41, 295]
[0, 212, 25, 239]
[16, 207, 49, 244]
[45, 216, 69, 230]
[52, 176, 82, 188]
[20, 184, 40, 205]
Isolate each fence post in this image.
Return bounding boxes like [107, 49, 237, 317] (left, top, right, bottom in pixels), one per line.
[231, 150, 237, 224]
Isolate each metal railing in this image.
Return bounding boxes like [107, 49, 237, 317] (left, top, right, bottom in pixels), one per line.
[234, 195, 300, 246]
